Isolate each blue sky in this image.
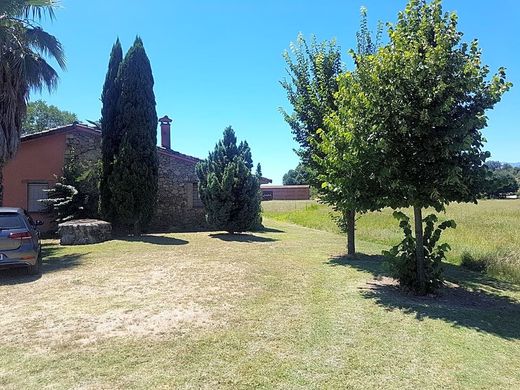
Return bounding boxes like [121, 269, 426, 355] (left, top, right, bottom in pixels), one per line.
[36, 0, 520, 184]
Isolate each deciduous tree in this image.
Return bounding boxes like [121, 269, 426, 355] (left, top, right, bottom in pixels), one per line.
[22, 100, 77, 134]
[366, 0, 511, 293]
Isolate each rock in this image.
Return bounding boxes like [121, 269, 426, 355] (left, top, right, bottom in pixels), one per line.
[58, 219, 112, 245]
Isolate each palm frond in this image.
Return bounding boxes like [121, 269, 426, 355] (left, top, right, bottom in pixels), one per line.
[22, 52, 60, 92]
[25, 26, 65, 69]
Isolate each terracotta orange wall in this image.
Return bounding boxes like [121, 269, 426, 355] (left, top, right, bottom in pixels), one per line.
[3, 132, 67, 231]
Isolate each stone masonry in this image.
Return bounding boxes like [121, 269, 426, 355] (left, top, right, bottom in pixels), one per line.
[64, 125, 206, 231]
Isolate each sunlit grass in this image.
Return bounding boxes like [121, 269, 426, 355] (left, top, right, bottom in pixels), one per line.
[263, 199, 520, 283]
[0, 220, 519, 388]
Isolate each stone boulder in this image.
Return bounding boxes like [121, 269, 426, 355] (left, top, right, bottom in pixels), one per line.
[58, 219, 112, 245]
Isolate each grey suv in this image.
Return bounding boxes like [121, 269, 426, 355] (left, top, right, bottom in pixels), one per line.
[0, 208, 43, 275]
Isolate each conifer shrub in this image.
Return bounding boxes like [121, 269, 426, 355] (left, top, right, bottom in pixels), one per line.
[197, 127, 262, 233]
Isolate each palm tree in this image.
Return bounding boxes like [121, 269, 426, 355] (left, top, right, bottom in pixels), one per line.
[0, 0, 65, 202]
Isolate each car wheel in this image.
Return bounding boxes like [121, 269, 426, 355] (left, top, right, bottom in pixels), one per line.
[27, 252, 42, 276]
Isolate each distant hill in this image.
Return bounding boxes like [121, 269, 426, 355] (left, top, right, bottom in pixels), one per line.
[511, 163, 520, 168]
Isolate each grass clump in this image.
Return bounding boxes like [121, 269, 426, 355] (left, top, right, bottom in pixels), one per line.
[461, 249, 520, 283]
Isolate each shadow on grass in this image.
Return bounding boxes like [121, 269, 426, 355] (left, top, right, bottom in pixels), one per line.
[0, 244, 85, 285]
[327, 253, 520, 340]
[209, 233, 278, 243]
[120, 235, 189, 246]
[259, 226, 285, 233]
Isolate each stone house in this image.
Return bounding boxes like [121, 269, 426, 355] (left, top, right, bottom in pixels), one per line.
[2, 116, 206, 232]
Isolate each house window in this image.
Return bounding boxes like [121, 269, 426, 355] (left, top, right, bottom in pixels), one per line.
[27, 183, 48, 212]
[193, 183, 203, 208]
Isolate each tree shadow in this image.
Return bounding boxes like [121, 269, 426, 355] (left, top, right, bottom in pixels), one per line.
[120, 235, 189, 246]
[327, 253, 520, 340]
[209, 233, 278, 243]
[0, 244, 85, 285]
[258, 226, 285, 233]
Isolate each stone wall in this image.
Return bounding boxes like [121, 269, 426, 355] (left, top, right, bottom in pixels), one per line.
[65, 129, 102, 168]
[64, 129, 206, 231]
[151, 150, 206, 231]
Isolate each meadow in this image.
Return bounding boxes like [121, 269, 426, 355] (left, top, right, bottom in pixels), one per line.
[263, 199, 520, 283]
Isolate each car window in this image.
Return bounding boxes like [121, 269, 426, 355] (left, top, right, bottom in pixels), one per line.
[0, 213, 25, 230]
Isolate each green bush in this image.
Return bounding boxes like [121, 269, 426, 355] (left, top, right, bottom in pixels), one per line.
[42, 152, 101, 223]
[384, 211, 456, 293]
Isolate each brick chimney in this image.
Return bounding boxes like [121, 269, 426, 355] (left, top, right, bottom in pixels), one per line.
[158, 115, 173, 149]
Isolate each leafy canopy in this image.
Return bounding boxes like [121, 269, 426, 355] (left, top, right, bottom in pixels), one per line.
[22, 100, 77, 134]
[364, 0, 511, 211]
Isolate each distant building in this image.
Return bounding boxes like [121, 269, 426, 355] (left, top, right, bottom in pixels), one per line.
[260, 184, 310, 201]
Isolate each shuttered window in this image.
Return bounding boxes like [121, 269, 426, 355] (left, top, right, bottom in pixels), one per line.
[193, 183, 203, 208]
[27, 183, 48, 212]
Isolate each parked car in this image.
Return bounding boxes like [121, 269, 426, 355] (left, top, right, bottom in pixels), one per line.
[0, 207, 43, 275]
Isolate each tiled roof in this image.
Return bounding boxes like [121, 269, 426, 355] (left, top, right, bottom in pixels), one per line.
[21, 123, 201, 163]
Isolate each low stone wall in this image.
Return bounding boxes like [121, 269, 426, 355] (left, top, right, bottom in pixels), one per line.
[58, 219, 111, 245]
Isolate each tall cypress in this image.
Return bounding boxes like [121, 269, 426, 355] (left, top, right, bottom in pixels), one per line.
[109, 37, 158, 235]
[99, 38, 123, 221]
[196, 127, 262, 234]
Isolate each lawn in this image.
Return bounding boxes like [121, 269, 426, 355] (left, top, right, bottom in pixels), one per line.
[0, 219, 519, 388]
[263, 199, 520, 283]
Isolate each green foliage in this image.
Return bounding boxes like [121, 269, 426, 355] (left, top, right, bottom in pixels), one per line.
[197, 126, 262, 233]
[384, 211, 456, 293]
[22, 100, 77, 134]
[0, 0, 65, 166]
[363, 0, 511, 211]
[350, 0, 511, 293]
[108, 37, 158, 234]
[255, 163, 262, 179]
[280, 33, 342, 173]
[481, 162, 519, 197]
[99, 38, 123, 221]
[311, 9, 382, 255]
[42, 151, 100, 223]
[282, 163, 309, 185]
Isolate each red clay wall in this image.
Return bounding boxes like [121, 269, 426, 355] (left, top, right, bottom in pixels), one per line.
[3, 132, 67, 231]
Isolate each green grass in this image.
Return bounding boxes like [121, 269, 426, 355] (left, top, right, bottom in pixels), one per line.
[0, 220, 519, 388]
[263, 199, 520, 283]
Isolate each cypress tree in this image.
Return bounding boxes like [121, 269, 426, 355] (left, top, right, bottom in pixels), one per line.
[255, 163, 263, 179]
[197, 127, 262, 234]
[99, 38, 123, 221]
[109, 37, 158, 235]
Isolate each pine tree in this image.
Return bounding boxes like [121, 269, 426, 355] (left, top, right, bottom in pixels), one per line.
[197, 127, 262, 234]
[99, 38, 123, 221]
[109, 37, 158, 235]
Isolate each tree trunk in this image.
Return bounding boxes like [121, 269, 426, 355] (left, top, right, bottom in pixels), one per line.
[133, 221, 141, 237]
[413, 205, 426, 295]
[346, 209, 356, 256]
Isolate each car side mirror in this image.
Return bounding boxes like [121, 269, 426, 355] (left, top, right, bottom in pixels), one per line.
[35, 220, 44, 226]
